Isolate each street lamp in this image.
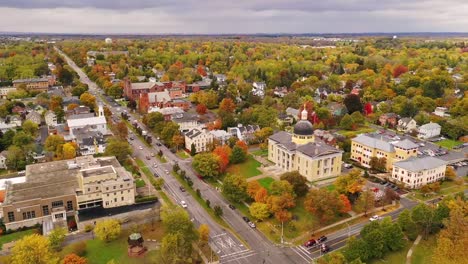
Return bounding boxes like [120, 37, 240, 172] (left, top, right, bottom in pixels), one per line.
[281, 221, 284, 244]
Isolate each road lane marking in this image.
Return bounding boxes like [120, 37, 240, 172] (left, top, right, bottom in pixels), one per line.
[290, 246, 313, 262]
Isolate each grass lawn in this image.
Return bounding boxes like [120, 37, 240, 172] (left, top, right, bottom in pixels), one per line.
[226, 155, 262, 178]
[322, 184, 336, 191]
[257, 177, 275, 192]
[337, 126, 376, 138]
[176, 150, 190, 159]
[135, 178, 146, 188]
[412, 180, 466, 201]
[411, 235, 437, 264]
[251, 149, 268, 157]
[0, 229, 38, 250]
[435, 139, 462, 149]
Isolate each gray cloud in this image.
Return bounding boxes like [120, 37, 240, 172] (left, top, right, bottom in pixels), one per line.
[0, 1, 466, 33]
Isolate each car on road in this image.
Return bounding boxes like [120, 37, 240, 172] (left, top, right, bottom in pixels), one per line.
[369, 215, 381, 222]
[156, 143, 162, 146]
[179, 186, 186, 192]
[317, 236, 327, 243]
[320, 244, 330, 253]
[248, 221, 256, 228]
[129, 136, 134, 140]
[146, 156, 150, 160]
[154, 173, 159, 177]
[180, 200, 188, 208]
[153, 164, 158, 168]
[242, 216, 250, 223]
[138, 146, 143, 150]
[228, 204, 236, 210]
[165, 169, 169, 174]
[304, 239, 317, 248]
[151, 153, 155, 157]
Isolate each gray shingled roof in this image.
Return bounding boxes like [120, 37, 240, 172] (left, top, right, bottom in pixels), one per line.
[393, 156, 446, 172]
[419, 122, 441, 130]
[269, 131, 342, 157]
[393, 139, 419, 150]
[185, 129, 202, 139]
[352, 134, 394, 152]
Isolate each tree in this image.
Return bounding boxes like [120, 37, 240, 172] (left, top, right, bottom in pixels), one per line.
[214, 205, 223, 217]
[270, 180, 295, 196]
[411, 203, 435, 238]
[432, 199, 468, 264]
[350, 111, 365, 124]
[196, 103, 207, 115]
[190, 143, 196, 156]
[22, 120, 39, 137]
[172, 134, 185, 151]
[304, 189, 344, 224]
[362, 228, 385, 259]
[143, 112, 164, 130]
[255, 187, 269, 203]
[62, 143, 76, 159]
[62, 254, 87, 264]
[317, 251, 346, 264]
[249, 202, 270, 221]
[115, 121, 128, 139]
[280, 171, 309, 197]
[343, 237, 369, 263]
[94, 219, 121, 242]
[107, 85, 122, 98]
[71, 83, 88, 97]
[222, 174, 248, 202]
[334, 169, 364, 197]
[45, 134, 65, 153]
[369, 157, 387, 172]
[6, 145, 26, 170]
[247, 181, 261, 199]
[198, 224, 210, 246]
[105, 137, 132, 162]
[355, 190, 375, 216]
[339, 194, 352, 213]
[213, 145, 231, 173]
[445, 166, 457, 181]
[340, 114, 354, 130]
[380, 218, 405, 252]
[49, 227, 67, 251]
[392, 65, 408, 78]
[79, 92, 96, 109]
[219, 98, 236, 113]
[266, 193, 296, 215]
[10, 234, 58, 264]
[254, 127, 274, 144]
[343, 94, 363, 114]
[230, 145, 247, 164]
[160, 122, 180, 147]
[192, 153, 221, 178]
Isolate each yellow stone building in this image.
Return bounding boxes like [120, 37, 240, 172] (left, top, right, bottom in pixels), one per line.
[350, 134, 419, 171]
[268, 108, 343, 181]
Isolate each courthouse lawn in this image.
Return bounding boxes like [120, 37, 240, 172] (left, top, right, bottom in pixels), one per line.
[257, 177, 275, 192]
[226, 155, 262, 178]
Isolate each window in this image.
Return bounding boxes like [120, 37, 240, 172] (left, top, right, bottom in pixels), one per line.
[51, 200, 63, 208]
[67, 201, 73, 211]
[7, 212, 15, 222]
[121, 197, 124, 201]
[42, 205, 49, 215]
[55, 213, 64, 220]
[23, 211, 35, 220]
[114, 198, 117, 202]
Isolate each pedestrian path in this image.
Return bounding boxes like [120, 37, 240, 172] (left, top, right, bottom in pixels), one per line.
[406, 235, 422, 264]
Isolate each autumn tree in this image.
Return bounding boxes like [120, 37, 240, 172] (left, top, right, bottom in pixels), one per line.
[343, 94, 363, 114]
[79, 92, 97, 109]
[62, 254, 87, 264]
[219, 98, 236, 113]
[192, 153, 221, 178]
[213, 145, 231, 173]
[249, 202, 271, 221]
[196, 103, 207, 115]
[62, 143, 77, 160]
[94, 219, 121, 242]
[355, 190, 375, 216]
[279, 171, 309, 197]
[445, 166, 457, 181]
[10, 234, 58, 264]
[49, 227, 67, 251]
[115, 121, 128, 139]
[339, 194, 352, 213]
[222, 174, 248, 202]
[270, 180, 295, 197]
[335, 169, 364, 198]
[247, 180, 261, 199]
[304, 189, 344, 224]
[172, 134, 185, 151]
[198, 224, 210, 247]
[22, 120, 39, 137]
[392, 65, 408, 78]
[255, 187, 269, 203]
[266, 193, 295, 216]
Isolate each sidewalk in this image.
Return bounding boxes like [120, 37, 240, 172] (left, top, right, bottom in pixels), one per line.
[406, 235, 422, 264]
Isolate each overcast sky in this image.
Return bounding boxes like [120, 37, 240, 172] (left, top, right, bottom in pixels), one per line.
[0, 0, 467, 34]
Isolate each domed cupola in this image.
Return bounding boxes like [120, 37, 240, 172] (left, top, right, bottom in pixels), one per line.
[292, 105, 314, 144]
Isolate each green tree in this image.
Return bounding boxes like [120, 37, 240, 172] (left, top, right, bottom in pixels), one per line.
[340, 114, 354, 130]
[380, 218, 405, 252]
[48, 227, 67, 251]
[355, 190, 375, 216]
[279, 171, 309, 197]
[160, 122, 180, 147]
[269, 180, 295, 196]
[214, 205, 223, 217]
[10, 234, 59, 264]
[229, 145, 247, 164]
[6, 145, 26, 170]
[343, 237, 369, 262]
[22, 120, 39, 137]
[350, 111, 365, 124]
[343, 94, 363, 114]
[222, 174, 248, 202]
[104, 137, 132, 162]
[192, 153, 220, 178]
[94, 219, 121, 242]
[143, 112, 164, 131]
[249, 202, 270, 221]
[411, 203, 435, 238]
[190, 143, 196, 156]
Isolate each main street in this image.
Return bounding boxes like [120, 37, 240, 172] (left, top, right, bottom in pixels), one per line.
[58, 46, 425, 264]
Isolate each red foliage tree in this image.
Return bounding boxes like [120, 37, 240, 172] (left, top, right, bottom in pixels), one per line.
[339, 194, 352, 213]
[197, 65, 207, 77]
[219, 98, 236, 113]
[364, 102, 373, 116]
[392, 65, 408, 78]
[206, 119, 222, 130]
[196, 103, 207, 115]
[235, 141, 248, 154]
[62, 253, 88, 264]
[213, 145, 232, 173]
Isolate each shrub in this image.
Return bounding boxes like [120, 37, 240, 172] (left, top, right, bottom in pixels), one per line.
[84, 225, 94, 233]
[72, 241, 87, 257]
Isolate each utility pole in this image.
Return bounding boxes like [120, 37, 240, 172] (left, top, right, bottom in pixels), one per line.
[281, 221, 284, 244]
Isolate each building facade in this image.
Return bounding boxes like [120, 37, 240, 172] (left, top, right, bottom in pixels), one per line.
[418, 122, 441, 139]
[12, 77, 50, 92]
[0, 87, 16, 99]
[184, 128, 213, 153]
[268, 108, 343, 181]
[392, 156, 446, 189]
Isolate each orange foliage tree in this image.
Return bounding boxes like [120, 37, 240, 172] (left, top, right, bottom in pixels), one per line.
[62, 253, 88, 264]
[339, 194, 352, 213]
[219, 98, 236, 113]
[255, 188, 269, 203]
[235, 140, 248, 154]
[247, 181, 261, 199]
[213, 145, 232, 173]
[196, 103, 207, 115]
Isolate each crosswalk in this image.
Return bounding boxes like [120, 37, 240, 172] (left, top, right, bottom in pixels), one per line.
[219, 249, 257, 263]
[290, 245, 315, 263]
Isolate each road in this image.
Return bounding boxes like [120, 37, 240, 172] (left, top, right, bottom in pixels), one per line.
[58, 46, 425, 264]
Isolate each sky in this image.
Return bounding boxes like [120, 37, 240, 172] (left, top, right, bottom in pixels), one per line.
[0, 0, 467, 34]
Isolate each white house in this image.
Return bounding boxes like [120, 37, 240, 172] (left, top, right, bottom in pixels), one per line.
[45, 111, 58, 126]
[0, 151, 7, 169]
[67, 104, 107, 138]
[214, 74, 227, 83]
[25, 111, 42, 125]
[252, 82, 266, 98]
[392, 156, 446, 189]
[184, 128, 213, 153]
[227, 124, 260, 142]
[418, 122, 441, 139]
[210, 130, 231, 145]
[172, 112, 203, 132]
[433, 107, 450, 117]
[397, 118, 418, 133]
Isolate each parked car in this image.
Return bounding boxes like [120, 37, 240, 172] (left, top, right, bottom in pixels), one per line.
[179, 186, 186, 192]
[304, 239, 317, 248]
[138, 146, 143, 150]
[154, 173, 159, 178]
[228, 204, 236, 210]
[248, 221, 256, 228]
[242, 216, 250, 223]
[320, 244, 330, 253]
[146, 156, 150, 160]
[317, 236, 327, 243]
[369, 215, 381, 222]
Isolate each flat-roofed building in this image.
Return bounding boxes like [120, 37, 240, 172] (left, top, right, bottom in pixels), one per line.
[1, 156, 135, 231]
[392, 156, 446, 189]
[12, 77, 51, 92]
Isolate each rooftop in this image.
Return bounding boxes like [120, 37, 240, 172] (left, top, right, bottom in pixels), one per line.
[67, 115, 106, 127]
[13, 77, 48, 83]
[394, 156, 446, 172]
[131, 82, 156, 90]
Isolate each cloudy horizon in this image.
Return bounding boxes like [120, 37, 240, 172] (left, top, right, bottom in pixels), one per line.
[0, 0, 467, 34]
